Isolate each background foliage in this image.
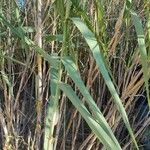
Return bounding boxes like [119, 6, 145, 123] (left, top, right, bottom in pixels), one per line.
[0, 0, 150, 149]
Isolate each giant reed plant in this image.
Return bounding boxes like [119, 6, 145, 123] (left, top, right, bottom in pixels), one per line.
[0, 0, 150, 149]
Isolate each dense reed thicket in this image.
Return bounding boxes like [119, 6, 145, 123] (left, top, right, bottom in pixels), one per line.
[0, 0, 150, 149]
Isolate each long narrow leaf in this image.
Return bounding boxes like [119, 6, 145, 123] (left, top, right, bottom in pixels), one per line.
[62, 56, 121, 148]
[72, 17, 139, 149]
[58, 81, 121, 150]
[131, 11, 150, 107]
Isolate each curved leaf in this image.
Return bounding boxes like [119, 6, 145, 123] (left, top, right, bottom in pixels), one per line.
[71, 17, 138, 149]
